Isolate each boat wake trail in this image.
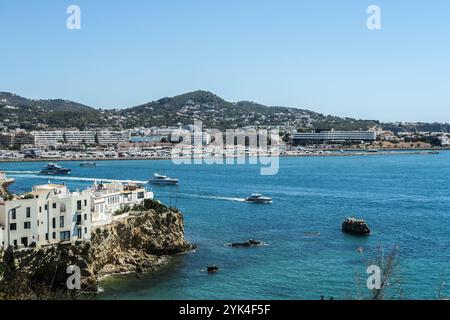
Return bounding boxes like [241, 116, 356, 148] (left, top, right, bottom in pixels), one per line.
[7, 174, 147, 184]
[172, 192, 247, 203]
[4, 171, 40, 174]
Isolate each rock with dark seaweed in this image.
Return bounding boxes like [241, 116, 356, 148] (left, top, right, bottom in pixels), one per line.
[342, 217, 371, 236]
[207, 265, 219, 273]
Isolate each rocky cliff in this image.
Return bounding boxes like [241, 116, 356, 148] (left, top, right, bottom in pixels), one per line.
[0, 208, 193, 299]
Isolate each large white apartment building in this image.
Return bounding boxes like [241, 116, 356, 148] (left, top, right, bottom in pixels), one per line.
[32, 131, 65, 147]
[0, 181, 154, 250]
[64, 131, 96, 145]
[0, 184, 91, 249]
[97, 130, 131, 146]
[31, 130, 131, 148]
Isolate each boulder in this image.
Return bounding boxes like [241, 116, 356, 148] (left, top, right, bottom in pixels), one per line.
[342, 217, 371, 235]
[207, 265, 219, 273]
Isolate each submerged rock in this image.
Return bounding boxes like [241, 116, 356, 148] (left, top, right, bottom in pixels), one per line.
[342, 217, 371, 236]
[207, 265, 219, 273]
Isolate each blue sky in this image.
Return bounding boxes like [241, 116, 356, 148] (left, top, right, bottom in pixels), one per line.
[0, 0, 449, 122]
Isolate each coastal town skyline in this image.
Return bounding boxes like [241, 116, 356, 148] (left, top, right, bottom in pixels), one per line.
[1, 1, 449, 123]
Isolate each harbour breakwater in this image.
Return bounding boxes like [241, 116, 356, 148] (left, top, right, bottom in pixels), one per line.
[0, 205, 194, 299]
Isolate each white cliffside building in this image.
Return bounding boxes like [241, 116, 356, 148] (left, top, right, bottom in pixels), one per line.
[90, 181, 153, 227]
[0, 181, 154, 250]
[0, 184, 91, 250]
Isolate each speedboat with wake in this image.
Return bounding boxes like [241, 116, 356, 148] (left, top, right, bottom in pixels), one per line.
[148, 173, 179, 185]
[39, 163, 71, 175]
[245, 194, 272, 204]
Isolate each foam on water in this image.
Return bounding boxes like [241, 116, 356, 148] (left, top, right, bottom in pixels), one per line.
[8, 173, 147, 184]
[167, 192, 247, 203]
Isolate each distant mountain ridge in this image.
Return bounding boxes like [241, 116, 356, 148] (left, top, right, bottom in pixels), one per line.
[0, 91, 449, 132]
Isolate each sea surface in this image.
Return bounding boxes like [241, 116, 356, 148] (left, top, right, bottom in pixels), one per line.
[2, 152, 450, 300]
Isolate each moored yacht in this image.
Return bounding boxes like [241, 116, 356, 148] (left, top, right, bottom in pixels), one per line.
[148, 173, 179, 185]
[245, 194, 272, 204]
[80, 161, 97, 167]
[39, 163, 71, 175]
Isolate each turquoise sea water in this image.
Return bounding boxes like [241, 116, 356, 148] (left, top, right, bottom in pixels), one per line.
[2, 152, 450, 300]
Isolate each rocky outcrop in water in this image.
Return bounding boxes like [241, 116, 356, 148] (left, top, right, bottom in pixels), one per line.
[228, 239, 262, 248]
[0, 208, 193, 299]
[342, 217, 371, 235]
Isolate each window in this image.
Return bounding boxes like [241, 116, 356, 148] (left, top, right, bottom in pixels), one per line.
[77, 228, 82, 239]
[11, 209, 16, 220]
[84, 199, 87, 206]
[39, 206, 42, 213]
[59, 216, 65, 228]
[60, 204, 66, 213]
[24, 222, 31, 229]
[45, 233, 49, 241]
[76, 215, 82, 225]
[77, 200, 82, 211]
[84, 214, 87, 221]
[13, 240, 17, 247]
[60, 231, 70, 242]
[26, 207, 31, 218]
[138, 192, 145, 199]
[44, 205, 48, 210]
[52, 203, 57, 209]
[10, 223, 17, 231]
[84, 227, 88, 234]
[52, 232, 56, 239]
[52, 218, 56, 229]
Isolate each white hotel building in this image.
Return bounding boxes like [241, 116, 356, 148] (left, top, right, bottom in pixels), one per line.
[292, 130, 377, 145]
[0, 181, 153, 250]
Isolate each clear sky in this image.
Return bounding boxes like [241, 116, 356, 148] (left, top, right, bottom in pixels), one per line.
[0, 0, 449, 122]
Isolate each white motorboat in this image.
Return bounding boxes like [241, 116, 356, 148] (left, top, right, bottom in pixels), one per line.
[148, 173, 179, 185]
[245, 194, 272, 204]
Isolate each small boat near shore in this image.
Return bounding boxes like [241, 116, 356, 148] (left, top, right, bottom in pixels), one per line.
[80, 161, 96, 167]
[0, 171, 15, 186]
[245, 194, 272, 204]
[228, 239, 263, 248]
[39, 163, 71, 175]
[148, 173, 179, 185]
